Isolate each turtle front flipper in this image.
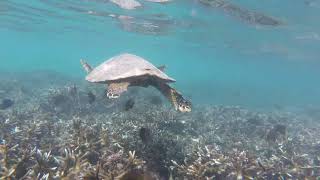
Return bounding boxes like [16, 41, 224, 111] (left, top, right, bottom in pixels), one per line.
[107, 82, 130, 99]
[153, 82, 191, 112]
[157, 65, 166, 72]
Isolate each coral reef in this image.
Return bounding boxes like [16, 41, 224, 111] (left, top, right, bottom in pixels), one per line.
[1, 72, 320, 179]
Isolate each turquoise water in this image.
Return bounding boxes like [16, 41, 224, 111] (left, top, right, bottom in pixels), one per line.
[1, 0, 320, 109]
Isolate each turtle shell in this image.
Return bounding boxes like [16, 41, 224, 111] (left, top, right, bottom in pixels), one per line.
[86, 53, 176, 83]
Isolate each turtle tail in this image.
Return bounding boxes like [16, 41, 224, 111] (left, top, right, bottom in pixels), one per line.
[80, 59, 93, 73]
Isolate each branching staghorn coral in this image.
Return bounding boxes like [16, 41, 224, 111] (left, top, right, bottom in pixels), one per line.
[1, 74, 320, 179]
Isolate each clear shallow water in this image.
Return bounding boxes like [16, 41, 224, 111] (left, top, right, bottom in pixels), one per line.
[1, 0, 320, 109]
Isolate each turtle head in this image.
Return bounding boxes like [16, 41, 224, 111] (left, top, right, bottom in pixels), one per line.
[176, 96, 192, 112]
[169, 88, 192, 112]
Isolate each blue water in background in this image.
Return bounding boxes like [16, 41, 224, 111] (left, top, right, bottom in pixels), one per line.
[1, 0, 320, 109]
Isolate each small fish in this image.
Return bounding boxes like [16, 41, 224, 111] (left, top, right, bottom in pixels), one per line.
[149, 95, 162, 105]
[80, 59, 93, 73]
[68, 84, 78, 98]
[125, 98, 135, 111]
[0, 99, 14, 110]
[139, 127, 152, 144]
[52, 94, 68, 106]
[273, 124, 287, 135]
[87, 91, 96, 104]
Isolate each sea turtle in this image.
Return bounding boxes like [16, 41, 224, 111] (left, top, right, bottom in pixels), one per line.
[80, 53, 191, 112]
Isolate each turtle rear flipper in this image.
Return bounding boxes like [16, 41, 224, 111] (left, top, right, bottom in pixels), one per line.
[107, 82, 130, 99]
[80, 59, 93, 73]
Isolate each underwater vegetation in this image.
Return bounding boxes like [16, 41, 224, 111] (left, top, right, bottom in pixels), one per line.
[0, 72, 320, 179]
